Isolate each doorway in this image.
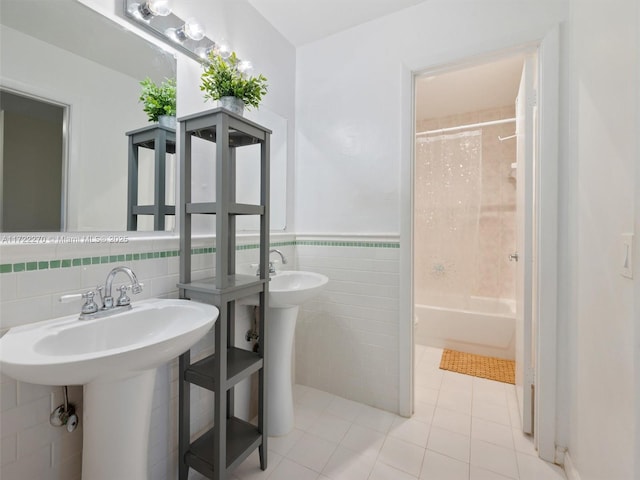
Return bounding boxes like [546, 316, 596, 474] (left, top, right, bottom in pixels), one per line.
[399, 30, 561, 462]
[412, 51, 538, 428]
[413, 55, 524, 363]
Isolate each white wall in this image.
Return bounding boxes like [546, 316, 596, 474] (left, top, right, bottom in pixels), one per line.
[295, 0, 568, 235]
[566, 0, 639, 477]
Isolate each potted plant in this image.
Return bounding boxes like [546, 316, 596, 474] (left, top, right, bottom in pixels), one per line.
[200, 51, 268, 116]
[138, 77, 177, 127]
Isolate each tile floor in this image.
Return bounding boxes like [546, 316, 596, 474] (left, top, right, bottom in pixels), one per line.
[207, 345, 567, 480]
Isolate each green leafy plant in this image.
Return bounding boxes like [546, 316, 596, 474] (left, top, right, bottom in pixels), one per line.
[138, 77, 177, 122]
[200, 51, 268, 110]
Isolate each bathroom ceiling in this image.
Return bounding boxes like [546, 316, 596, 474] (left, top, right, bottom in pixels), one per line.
[415, 54, 526, 121]
[247, 0, 429, 46]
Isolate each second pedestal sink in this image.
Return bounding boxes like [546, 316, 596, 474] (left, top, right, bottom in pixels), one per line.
[268, 270, 329, 308]
[0, 297, 218, 480]
[242, 270, 329, 436]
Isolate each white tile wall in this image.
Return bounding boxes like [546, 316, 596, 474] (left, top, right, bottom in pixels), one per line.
[0, 234, 296, 480]
[2, 232, 400, 479]
[294, 236, 401, 413]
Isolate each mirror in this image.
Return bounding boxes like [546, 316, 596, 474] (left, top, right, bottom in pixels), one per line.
[0, 0, 177, 232]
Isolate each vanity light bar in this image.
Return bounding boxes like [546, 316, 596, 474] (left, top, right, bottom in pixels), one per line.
[122, 0, 237, 65]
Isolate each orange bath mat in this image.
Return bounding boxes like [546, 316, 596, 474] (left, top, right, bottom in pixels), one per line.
[439, 349, 515, 384]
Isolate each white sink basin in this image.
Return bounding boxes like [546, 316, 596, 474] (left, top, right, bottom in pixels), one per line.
[269, 270, 329, 307]
[0, 297, 217, 480]
[242, 270, 329, 308]
[0, 298, 217, 386]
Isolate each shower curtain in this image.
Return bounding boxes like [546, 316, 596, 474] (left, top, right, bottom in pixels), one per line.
[414, 130, 482, 309]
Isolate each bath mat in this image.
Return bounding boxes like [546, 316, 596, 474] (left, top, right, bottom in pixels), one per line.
[439, 349, 515, 384]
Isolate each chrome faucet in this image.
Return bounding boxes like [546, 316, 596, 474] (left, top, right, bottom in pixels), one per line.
[100, 266, 143, 309]
[256, 249, 288, 276]
[270, 249, 287, 266]
[60, 266, 143, 320]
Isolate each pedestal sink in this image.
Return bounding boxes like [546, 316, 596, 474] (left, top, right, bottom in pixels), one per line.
[242, 270, 328, 436]
[0, 298, 218, 480]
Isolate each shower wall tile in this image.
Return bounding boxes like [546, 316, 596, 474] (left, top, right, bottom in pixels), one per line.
[415, 106, 516, 302]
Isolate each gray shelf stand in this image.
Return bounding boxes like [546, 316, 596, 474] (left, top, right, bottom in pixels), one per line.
[177, 108, 270, 480]
[126, 123, 176, 231]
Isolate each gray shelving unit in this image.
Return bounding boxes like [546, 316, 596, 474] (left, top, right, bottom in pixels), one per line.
[177, 108, 270, 480]
[126, 124, 176, 230]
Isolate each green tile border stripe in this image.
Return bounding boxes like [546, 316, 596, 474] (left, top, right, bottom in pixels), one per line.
[295, 239, 400, 249]
[1, 239, 399, 273]
[2, 248, 189, 274]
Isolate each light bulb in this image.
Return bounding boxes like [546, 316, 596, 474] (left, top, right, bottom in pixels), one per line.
[166, 19, 205, 43]
[196, 44, 216, 60]
[217, 42, 231, 60]
[146, 0, 171, 16]
[238, 60, 253, 75]
[184, 19, 205, 41]
[136, 0, 171, 19]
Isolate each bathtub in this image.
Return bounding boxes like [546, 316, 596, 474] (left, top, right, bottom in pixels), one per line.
[414, 296, 516, 360]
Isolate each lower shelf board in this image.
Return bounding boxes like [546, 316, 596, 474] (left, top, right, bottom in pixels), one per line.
[185, 347, 263, 391]
[185, 417, 263, 478]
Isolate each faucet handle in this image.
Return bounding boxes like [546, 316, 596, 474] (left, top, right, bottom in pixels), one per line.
[115, 283, 144, 306]
[80, 291, 99, 314]
[59, 291, 99, 314]
[59, 293, 84, 303]
[116, 285, 131, 306]
[59, 290, 94, 303]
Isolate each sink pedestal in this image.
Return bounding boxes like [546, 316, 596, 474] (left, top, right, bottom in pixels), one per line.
[266, 306, 299, 436]
[82, 369, 156, 479]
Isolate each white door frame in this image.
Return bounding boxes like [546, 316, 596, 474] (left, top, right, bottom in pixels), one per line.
[398, 25, 560, 463]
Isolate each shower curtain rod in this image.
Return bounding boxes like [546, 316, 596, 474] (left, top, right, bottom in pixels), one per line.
[415, 117, 516, 136]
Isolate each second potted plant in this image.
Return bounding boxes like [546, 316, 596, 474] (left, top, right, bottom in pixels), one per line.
[138, 77, 177, 128]
[200, 51, 268, 116]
